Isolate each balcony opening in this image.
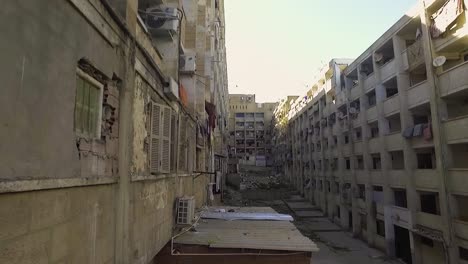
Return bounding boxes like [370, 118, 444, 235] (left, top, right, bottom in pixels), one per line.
[335, 181, 340, 193]
[328, 113, 336, 127]
[390, 150, 405, 169]
[235, 113, 245, 118]
[393, 188, 408, 208]
[373, 185, 384, 204]
[454, 195, 468, 222]
[416, 147, 436, 169]
[409, 64, 427, 87]
[367, 89, 377, 107]
[375, 40, 395, 67]
[356, 155, 364, 170]
[333, 135, 338, 146]
[387, 113, 402, 134]
[344, 132, 350, 144]
[327, 181, 331, 192]
[354, 127, 363, 141]
[369, 121, 379, 138]
[360, 56, 374, 78]
[371, 153, 382, 170]
[444, 90, 468, 119]
[449, 143, 468, 168]
[336, 205, 341, 218]
[246, 139, 255, 148]
[383, 76, 399, 98]
[420, 191, 440, 215]
[345, 158, 351, 170]
[358, 184, 366, 200]
[376, 219, 386, 237]
[348, 68, 359, 89]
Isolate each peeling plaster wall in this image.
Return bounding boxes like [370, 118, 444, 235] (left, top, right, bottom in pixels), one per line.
[132, 74, 150, 175]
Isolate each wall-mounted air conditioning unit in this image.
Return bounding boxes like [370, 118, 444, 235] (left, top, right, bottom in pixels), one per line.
[142, 7, 179, 37]
[180, 52, 196, 73]
[176, 196, 195, 225]
[164, 77, 179, 101]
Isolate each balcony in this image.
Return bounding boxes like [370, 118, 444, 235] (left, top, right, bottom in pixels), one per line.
[367, 106, 378, 121]
[444, 115, 468, 144]
[402, 39, 425, 71]
[387, 206, 411, 228]
[368, 138, 380, 153]
[439, 61, 468, 97]
[407, 81, 430, 109]
[388, 170, 406, 187]
[363, 73, 376, 91]
[350, 86, 361, 101]
[433, 23, 468, 52]
[324, 79, 332, 93]
[370, 170, 384, 185]
[385, 133, 403, 151]
[414, 169, 439, 189]
[416, 212, 443, 231]
[454, 220, 468, 241]
[380, 59, 396, 81]
[383, 95, 400, 116]
[448, 169, 468, 195]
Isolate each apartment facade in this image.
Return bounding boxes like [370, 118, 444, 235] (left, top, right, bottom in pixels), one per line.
[0, 0, 228, 263]
[228, 94, 277, 166]
[278, 0, 468, 263]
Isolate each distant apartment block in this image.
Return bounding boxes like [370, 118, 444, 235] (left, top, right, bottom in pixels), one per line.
[273, 0, 468, 263]
[228, 94, 277, 166]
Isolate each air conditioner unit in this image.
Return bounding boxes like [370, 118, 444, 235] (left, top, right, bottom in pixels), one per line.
[164, 77, 179, 101]
[180, 52, 196, 73]
[176, 196, 195, 225]
[143, 7, 179, 37]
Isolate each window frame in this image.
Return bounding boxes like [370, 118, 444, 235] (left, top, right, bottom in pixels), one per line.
[75, 68, 104, 139]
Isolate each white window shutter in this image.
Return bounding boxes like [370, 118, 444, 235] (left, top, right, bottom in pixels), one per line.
[150, 103, 161, 174]
[161, 106, 172, 173]
[178, 115, 187, 171]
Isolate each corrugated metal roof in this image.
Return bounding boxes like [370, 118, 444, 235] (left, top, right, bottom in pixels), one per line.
[174, 207, 319, 253]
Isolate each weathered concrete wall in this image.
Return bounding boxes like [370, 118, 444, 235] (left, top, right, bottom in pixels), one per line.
[0, 0, 124, 181]
[0, 184, 116, 263]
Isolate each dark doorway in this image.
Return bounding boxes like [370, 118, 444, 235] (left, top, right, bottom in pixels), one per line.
[394, 225, 412, 263]
[348, 211, 353, 230]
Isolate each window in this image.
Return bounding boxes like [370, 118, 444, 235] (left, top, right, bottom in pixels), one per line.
[345, 158, 351, 170]
[421, 237, 434, 247]
[150, 102, 172, 174]
[358, 184, 366, 200]
[170, 112, 178, 172]
[420, 192, 440, 215]
[372, 154, 381, 170]
[355, 128, 362, 141]
[394, 189, 408, 208]
[376, 219, 385, 237]
[356, 156, 364, 170]
[75, 69, 103, 138]
[417, 152, 434, 169]
[460, 247, 468, 261]
[344, 134, 350, 144]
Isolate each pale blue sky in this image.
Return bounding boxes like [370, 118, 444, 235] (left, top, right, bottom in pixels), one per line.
[224, 0, 417, 102]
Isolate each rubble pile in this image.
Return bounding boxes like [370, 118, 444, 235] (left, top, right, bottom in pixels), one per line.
[239, 173, 287, 190]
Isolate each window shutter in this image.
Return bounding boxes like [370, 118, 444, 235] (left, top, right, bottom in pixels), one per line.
[178, 115, 187, 171]
[161, 106, 171, 173]
[150, 103, 161, 174]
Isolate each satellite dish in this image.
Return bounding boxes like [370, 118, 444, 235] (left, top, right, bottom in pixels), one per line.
[433, 56, 446, 67]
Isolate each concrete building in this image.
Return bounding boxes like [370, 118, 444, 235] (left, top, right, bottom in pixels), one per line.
[277, 0, 468, 263]
[271, 96, 299, 173]
[0, 0, 228, 263]
[228, 94, 277, 166]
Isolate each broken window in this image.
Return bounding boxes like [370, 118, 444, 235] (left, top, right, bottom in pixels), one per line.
[394, 188, 407, 208]
[420, 192, 440, 215]
[421, 237, 434, 247]
[376, 219, 385, 237]
[416, 150, 435, 169]
[75, 69, 103, 138]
